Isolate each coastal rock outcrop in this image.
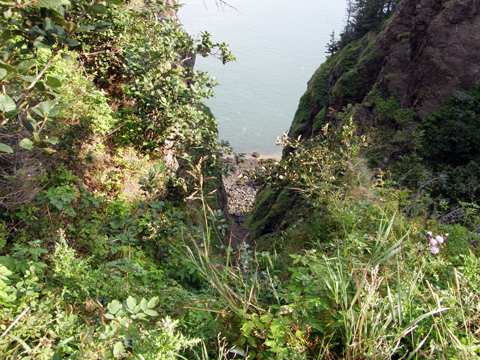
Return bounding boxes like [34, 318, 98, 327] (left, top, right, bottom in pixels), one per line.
[249, 0, 480, 239]
[289, 0, 480, 145]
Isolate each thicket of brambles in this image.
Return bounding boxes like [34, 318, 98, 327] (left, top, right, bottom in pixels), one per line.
[0, 0, 479, 359]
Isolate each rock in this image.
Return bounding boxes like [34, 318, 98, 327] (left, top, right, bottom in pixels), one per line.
[252, 152, 260, 158]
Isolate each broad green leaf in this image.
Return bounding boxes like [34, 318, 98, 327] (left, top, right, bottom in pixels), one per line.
[143, 309, 158, 317]
[0, 30, 11, 43]
[132, 304, 141, 314]
[132, 313, 146, 319]
[43, 137, 58, 145]
[18, 60, 36, 74]
[65, 37, 79, 47]
[113, 341, 124, 358]
[236, 337, 247, 346]
[61, 52, 72, 60]
[33, 132, 40, 142]
[33, 39, 52, 49]
[0, 61, 17, 75]
[44, 17, 54, 31]
[50, 102, 71, 117]
[36, 0, 69, 9]
[0, 95, 16, 113]
[126, 296, 136, 310]
[19, 138, 34, 150]
[52, 25, 66, 37]
[0, 68, 7, 80]
[46, 74, 62, 88]
[64, 21, 75, 33]
[50, 12, 66, 26]
[140, 298, 148, 311]
[31, 25, 46, 36]
[260, 314, 271, 322]
[34, 81, 46, 92]
[0, 1, 15, 6]
[147, 296, 159, 309]
[37, 100, 55, 117]
[264, 340, 276, 347]
[75, 25, 94, 33]
[109, 0, 122, 4]
[5, 109, 20, 118]
[21, 76, 36, 83]
[95, 21, 112, 27]
[104, 313, 114, 319]
[0, 143, 13, 153]
[90, 4, 107, 14]
[107, 300, 121, 315]
[241, 321, 253, 337]
[31, 108, 43, 118]
[22, 117, 35, 132]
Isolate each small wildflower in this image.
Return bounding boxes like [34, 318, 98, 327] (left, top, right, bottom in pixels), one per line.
[379, 198, 385, 202]
[427, 231, 433, 237]
[431, 246, 440, 255]
[436, 235, 444, 245]
[429, 238, 438, 247]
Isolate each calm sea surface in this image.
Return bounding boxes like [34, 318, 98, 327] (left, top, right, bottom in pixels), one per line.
[178, 0, 346, 157]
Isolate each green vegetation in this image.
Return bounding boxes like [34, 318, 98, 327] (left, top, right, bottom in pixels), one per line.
[338, 0, 400, 49]
[0, 0, 479, 359]
[335, 40, 362, 73]
[370, 88, 415, 126]
[241, 105, 480, 359]
[387, 87, 480, 205]
[0, 0, 236, 358]
[332, 70, 362, 99]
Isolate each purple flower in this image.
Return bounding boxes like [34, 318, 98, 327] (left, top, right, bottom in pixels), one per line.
[427, 231, 433, 237]
[429, 239, 438, 247]
[431, 246, 440, 255]
[436, 235, 444, 245]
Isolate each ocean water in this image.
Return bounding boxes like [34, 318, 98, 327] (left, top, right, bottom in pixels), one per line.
[178, 0, 346, 157]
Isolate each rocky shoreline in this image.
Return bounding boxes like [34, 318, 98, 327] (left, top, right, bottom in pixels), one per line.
[222, 156, 277, 248]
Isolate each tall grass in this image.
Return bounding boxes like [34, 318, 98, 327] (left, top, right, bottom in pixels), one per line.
[184, 200, 480, 359]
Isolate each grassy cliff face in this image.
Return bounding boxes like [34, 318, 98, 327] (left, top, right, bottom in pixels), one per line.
[251, 0, 480, 243]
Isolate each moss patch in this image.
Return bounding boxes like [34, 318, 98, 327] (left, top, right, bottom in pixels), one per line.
[246, 186, 294, 239]
[335, 40, 362, 73]
[332, 70, 362, 99]
[291, 91, 311, 131]
[313, 107, 326, 133]
[370, 89, 415, 126]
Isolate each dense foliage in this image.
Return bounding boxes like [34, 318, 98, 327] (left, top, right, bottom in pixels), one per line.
[0, 0, 237, 358]
[237, 106, 480, 359]
[0, 0, 479, 359]
[336, 0, 400, 50]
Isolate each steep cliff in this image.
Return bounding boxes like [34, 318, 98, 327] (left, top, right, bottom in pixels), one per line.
[248, 0, 480, 240]
[291, 0, 480, 143]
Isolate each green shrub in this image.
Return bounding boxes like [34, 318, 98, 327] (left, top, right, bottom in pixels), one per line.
[332, 70, 362, 99]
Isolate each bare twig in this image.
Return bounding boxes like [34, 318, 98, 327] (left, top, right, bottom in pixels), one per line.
[0, 307, 30, 341]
